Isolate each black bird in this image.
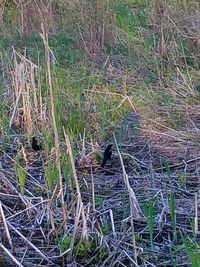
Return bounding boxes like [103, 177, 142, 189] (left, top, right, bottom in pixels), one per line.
[31, 137, 43, 151]
[101, 144, 112, 168]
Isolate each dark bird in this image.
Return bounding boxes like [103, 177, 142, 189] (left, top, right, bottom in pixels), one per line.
[32, 137, 43, 151]
[101, 144, 112, 168]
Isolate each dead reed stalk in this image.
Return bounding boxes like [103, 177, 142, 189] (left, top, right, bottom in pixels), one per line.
[9, 48, 45, 133]
[40, 24, 66, 225]
[114, 133, 143, 264]
[63, 128, 88, 258]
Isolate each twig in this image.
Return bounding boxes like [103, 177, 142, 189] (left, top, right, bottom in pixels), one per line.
[0, 201, 13, 248]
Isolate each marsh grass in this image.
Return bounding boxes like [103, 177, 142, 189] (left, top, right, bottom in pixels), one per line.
[182, 235, 200, 267]
[1, 0, 200, 266]
[168, 193, 177, 242]
[44, 163, 58, 191]
[17, 167, 26, 195]
[146, 199, 156, 249]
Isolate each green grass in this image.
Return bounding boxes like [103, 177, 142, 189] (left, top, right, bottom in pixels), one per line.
[17, 167, 26, 195]
[168, 193, 177, 242]
[143, 199, 157, 249]
[58, 233, 108, 263]
[115, 0, 149, 35]
[183, 236, 200, 267]
[44, 163, 58, 191]
[14, 156, 27, 195]
[0, 32, 82, 67]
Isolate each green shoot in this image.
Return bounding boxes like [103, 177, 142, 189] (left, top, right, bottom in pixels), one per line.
[17, 167, 26, 195]
[168, 193, 177, 242]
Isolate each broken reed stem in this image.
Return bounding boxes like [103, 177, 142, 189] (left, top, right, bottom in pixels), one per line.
[91, 168, 95, 212]
[40, 26, 66, 224]
[63, 129, 88, 246]
[114, 133, 142, 264]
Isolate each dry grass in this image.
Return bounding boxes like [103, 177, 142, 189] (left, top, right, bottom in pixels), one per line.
[1, 127, 200, 266]
[1, 0, 55, 34]
[9, 48, 47, 133]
